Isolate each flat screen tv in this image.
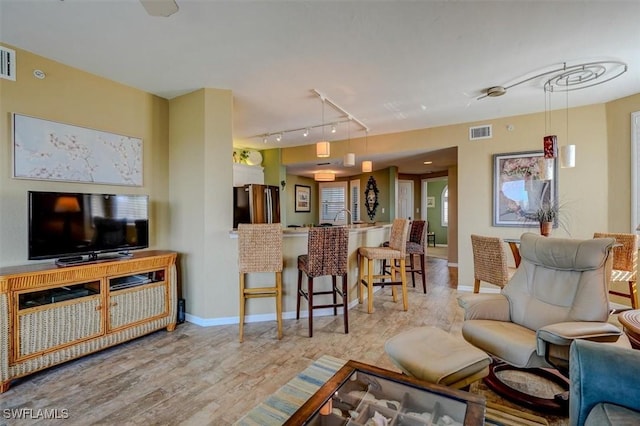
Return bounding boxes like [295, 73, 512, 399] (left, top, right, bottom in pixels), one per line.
[28, 191, 149, 264]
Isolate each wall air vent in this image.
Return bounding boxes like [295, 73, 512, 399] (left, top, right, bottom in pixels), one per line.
[469, 124, 492, 140]
[0, 46, 16, 81]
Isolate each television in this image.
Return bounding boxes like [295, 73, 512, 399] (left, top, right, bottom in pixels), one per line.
[28, 191, 149, 265]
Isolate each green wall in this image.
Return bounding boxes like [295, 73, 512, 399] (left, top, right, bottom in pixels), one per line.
[427, 179, 448, 245]
[285, 174, 317, 226]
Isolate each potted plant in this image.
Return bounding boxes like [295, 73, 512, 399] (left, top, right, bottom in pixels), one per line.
[531, 202, 558, 236]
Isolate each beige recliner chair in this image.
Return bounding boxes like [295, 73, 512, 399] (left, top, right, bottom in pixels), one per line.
[458, 232, 629, 413]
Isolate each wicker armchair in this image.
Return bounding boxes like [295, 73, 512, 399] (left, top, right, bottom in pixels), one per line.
[594, 232, 639, 309]
[296, 227, 349, 337]
[470, 234, 516, 293]
[358, 219, 410, 313]
[238, 223, 283, 342]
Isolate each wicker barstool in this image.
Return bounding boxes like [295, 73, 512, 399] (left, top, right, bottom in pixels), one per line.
[296, 227, 349, 337]
[237, 223, 283, 342]
[357, 218, 410, 313]
[470, 234, 516, 293]
[382, 220, 427, 293]
[594, 232, 639, 309]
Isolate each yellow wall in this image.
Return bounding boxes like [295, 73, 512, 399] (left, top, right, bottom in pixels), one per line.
[2, 45, 639, 312]
[169, 88, 236, 319]
[282, 104, 613, 289]
[0, 46, 170, 266]
[605, 93, 640, 231]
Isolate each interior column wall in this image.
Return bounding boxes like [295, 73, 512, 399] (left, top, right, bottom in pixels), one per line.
[169, 88, 235, 319]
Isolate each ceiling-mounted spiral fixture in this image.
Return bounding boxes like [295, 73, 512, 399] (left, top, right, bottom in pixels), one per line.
[477, 60, 628, 100]
[140, 0, 179, 17]
[485, 86, 507, 97]
[543, 61, 628, 92]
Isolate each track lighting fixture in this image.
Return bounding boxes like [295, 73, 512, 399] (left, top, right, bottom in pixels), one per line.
[316, 141, 330, 158]
[344, 120, 355, 167]
[275, 133, 282, 142]
[303, 128, 309, 137]
[316, 97, 330, 158]
[362, 131, 372, 173]
[331, 124, 337, 134]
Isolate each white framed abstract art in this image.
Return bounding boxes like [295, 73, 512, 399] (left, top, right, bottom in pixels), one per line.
[12, 113, 143, 186]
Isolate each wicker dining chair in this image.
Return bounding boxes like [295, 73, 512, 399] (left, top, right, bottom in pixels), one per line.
[296, 226, 349, 337]
[358, 218, 410, 313]
[594, 232, 639, 309]
[237, 223, 283, 342]
[382, 220, 427, 293]
[470, 234, 516, 293]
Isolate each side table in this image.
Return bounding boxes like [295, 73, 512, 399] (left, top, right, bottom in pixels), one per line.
[619, 309, 640, 349]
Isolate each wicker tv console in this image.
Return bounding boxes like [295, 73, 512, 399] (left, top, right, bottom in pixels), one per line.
[0, 250, 177, 392]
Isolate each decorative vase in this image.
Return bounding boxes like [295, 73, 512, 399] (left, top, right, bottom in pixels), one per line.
[540, 221, 552, 237]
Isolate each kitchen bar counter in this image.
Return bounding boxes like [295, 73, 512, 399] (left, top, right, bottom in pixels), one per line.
[228, 223, 392, 324]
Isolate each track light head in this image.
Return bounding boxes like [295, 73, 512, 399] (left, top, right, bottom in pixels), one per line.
[331, 124, 337, 133]
[303, 128, 309, 137]
[276, 133, 282, 142]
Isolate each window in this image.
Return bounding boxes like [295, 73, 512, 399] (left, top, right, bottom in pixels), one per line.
[319, 181, 348, 224]
[350, 179, 361, 222]
[441, 186, 448, 227]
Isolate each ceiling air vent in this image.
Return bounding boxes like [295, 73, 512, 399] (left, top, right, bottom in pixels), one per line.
[469, 124, 492, 141]
[0, 46, 16, 81]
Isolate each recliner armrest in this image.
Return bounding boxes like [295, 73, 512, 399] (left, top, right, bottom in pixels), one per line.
[457, 294, 510, 321]
[536, 322, 622, 356]
[570, 339, 640, 426]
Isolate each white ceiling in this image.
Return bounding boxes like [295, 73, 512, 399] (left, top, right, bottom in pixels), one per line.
[2, 0, 639, 175]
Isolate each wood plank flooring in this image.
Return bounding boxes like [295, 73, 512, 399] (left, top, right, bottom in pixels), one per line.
[0, 256, 567, 426]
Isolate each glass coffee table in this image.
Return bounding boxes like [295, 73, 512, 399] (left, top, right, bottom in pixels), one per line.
[284, 360, 485, 426]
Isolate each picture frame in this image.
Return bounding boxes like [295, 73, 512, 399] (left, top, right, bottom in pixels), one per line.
[426, 196, 435, 208]
[295, 184, 311, 212]
[364, 176, 379, 220]
[12, 113, 143, 186]
[493, 150, 558, 227]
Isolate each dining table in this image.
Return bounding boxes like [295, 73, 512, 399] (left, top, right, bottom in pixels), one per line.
[503, 238, 521, 268]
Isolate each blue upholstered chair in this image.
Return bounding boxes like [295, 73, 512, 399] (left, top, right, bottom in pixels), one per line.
[570, 339, 640, 425]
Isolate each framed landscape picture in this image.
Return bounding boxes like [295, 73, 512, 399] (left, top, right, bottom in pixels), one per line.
[295, 184, 311, 212]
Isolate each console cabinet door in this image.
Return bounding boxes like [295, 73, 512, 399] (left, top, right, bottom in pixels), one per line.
[108, 282, 169, 331]
[15, 296, 103, 362]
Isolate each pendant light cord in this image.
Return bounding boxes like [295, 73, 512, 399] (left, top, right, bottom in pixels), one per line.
[566, 78, 569, 146]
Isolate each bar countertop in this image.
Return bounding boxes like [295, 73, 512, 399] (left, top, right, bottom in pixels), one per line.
[229, 222, 391, 238]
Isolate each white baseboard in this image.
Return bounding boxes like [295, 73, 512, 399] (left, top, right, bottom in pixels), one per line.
[185, 296, 365, 327]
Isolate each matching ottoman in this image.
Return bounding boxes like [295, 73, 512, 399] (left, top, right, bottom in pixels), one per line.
[384, 326, 490, 389]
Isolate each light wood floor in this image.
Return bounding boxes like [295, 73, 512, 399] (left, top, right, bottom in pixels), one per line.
[1, 256, 566, 425]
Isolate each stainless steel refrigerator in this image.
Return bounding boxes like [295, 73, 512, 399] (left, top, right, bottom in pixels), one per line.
[233, 184, 281, 228]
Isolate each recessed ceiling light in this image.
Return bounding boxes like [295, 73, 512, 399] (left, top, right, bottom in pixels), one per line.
[423, 161, 433, 165]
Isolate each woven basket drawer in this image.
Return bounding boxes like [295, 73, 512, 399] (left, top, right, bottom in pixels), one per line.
[109, 284, 167, 330]
[18, 297, 102, 359]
